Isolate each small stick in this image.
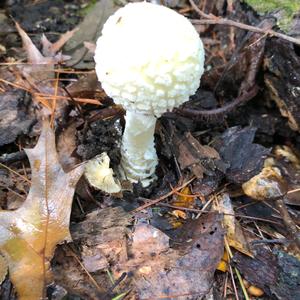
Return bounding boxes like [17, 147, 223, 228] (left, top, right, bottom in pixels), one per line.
[156, 203, 282, 225]
[133, 177, 195, 212]
[175, 85, 259, 120]
[0, 162, 31, 184]
[189, 0, 300, 46]
[65, 244, 104, 293]
[275, 197, 300, 249]
[229, 264, 240, 300]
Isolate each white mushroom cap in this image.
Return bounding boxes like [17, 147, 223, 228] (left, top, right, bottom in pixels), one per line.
[95, 2, 205, 117]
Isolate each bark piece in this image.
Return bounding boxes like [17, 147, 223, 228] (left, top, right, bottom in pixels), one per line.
[264, 40, 300, 132]
[233, 247, 300, 300]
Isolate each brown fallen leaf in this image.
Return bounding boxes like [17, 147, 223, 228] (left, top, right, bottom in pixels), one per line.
[14, 22, 69, 118]
[53, 208, 224, 299]
[175, 131, 221, 178]
[83, 41, 96, 55]
[15, 22, 72, 64]
[117, 213, 224, 299]
[215, 193, 252, 257]
[41, 28, 78, 57]
[0, 120, 84, 300]
[15, 22, 47, 65]
[54, 207, 132, 299]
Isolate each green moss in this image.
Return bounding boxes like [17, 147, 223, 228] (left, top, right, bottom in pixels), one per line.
[80, 0, 98, 16]
[244, 0, 300, 31]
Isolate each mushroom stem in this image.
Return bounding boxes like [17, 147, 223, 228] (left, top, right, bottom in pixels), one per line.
[120, 111, 158, 186]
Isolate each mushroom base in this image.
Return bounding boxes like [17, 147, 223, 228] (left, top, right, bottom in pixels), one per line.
[120, 111, 158, 187]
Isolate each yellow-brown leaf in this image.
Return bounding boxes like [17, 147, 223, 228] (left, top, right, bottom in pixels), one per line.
[0, 120, 84, 300]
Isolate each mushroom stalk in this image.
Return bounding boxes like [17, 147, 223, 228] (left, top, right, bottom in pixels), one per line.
[120, 111, 157, 186]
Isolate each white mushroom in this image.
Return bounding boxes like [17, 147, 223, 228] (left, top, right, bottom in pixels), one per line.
[94, 2, 205, 186]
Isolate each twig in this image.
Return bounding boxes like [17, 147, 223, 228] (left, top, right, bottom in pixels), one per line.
[275, 197, 300, 249]
[225, 238, 250, 300]
[0, 162, 31, 184]
[50, 69, 60, 127]
[0, 78, 101, 105]
[250, 238, 290, 245]
[189, 0, 300, 46]
[229, 264, 240, 300]
[65, 244, 104, 293]
[157, 203, 282, 225]
[133, 177, 195, 212]
[223, 271, 229, 298]
[175, 85, 259, 119]
[287, 187, 300, 194]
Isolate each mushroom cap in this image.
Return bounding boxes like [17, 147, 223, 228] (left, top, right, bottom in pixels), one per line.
[95, 2, 205, 117]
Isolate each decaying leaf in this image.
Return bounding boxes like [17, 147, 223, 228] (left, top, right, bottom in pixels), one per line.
[54, 207, 132, 299]
[15, 22, 48, 65]
[213, 126, 271, 184]
[41, 28, 78, 57]
[217, 251, 229, 272]
[15, 22, 72, 64]
[57, 122, 80, 172]
[0, 120, 84, 299]
[83, 41, 96, 54]
[175, 131, 221, 178]
[172, 186, 195, 208]
[12, 22, 77, 120]
[215, 193, 252, 257]
[119, 213, 224, 299]
[54, 208, 224, 299]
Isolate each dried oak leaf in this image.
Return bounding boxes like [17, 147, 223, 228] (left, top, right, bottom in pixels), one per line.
[0, 120, 84, 300]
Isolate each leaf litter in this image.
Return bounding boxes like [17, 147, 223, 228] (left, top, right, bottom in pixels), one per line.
[1, 0, 300, 299]
[0, 120, 84, 299]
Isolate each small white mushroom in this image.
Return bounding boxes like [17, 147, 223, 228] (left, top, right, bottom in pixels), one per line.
[94, 2, 205, 186]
